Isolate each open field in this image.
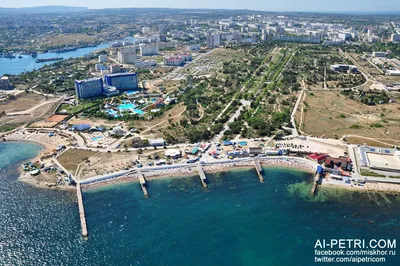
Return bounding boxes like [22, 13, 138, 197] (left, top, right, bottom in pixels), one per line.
[57, 149, 97, 174]
[77, 151, 137, 179]
[0, 93, 46, 113]
[133, 104, 186, 138]
[43, 33, 97, 47]
[296, 90, 400, 147]
[0, 93, 60, 131]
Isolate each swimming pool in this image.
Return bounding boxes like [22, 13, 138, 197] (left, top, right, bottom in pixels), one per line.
[118, 103, 136, 110]
[133, 109, 145, 115]
[106, 109, 119, 118]
[91, 136, 103, 141]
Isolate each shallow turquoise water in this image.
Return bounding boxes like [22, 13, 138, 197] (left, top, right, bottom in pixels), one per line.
[1, 142, 399, 265]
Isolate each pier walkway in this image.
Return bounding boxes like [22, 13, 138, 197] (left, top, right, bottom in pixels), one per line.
[137, 169, 148, 197]
[76, 183, 88, 238]
[310, 173, 321, 196]
[196, 162, 208, 188]
[253, 157, 264, 182]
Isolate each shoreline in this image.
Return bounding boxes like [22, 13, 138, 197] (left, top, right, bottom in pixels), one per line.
[81, 158, 317, 190]
[18, 168, 75, 191]
[1, 141, 73, 191]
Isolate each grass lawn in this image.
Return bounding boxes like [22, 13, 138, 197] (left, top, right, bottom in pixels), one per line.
[59, 102, 96, 114]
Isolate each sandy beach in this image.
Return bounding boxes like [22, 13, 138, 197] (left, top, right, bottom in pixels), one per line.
[80, 157, 318, 190]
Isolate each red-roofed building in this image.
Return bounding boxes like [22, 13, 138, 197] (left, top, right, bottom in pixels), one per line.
[324, 156, 352, 171]
[307, 153, 327, 163]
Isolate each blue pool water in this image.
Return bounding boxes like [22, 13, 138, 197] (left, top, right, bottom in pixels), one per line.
[106, 109, 119, 118]
[118, 103, 136, 110]
[133, 109, 145, 115]
[91, 136, 103, 141]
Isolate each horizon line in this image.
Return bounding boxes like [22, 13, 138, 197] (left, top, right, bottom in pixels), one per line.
[1, 6, 400, 15]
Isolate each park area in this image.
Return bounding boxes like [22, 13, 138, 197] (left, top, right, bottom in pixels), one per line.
[295, 90, 400, 147]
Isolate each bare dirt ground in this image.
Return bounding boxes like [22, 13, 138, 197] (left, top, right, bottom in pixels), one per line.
[296, 91, 400, 147]
[0, 93, 60, 130]
[57, 149, 97, 174]
[0, 93, 46, 113]
[78, 151, 138, 179]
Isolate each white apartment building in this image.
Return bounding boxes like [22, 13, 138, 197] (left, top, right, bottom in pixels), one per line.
[139, 45, 158, 56]
[117, 47, 137, 64]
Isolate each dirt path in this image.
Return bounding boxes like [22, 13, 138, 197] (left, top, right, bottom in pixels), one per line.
[140, 108, 186, 135]
[192, 101, 205, 122]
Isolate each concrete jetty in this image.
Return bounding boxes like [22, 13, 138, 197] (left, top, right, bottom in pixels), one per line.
[137, 169, 148, 197]
[253, 157, 264, 182]
[196, 162, 208, 188]
[310, 173, 321, 196]
[76, 183, 88, 238]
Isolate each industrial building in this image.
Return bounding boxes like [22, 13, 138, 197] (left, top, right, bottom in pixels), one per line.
[330, 64, 358, 73]
[104, 73, 138, 90]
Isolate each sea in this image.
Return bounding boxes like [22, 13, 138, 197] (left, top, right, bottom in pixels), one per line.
[0, 43, 110, 76]
[1, 142, 399, 265]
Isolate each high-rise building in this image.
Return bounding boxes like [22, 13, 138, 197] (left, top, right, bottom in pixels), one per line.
[110, 64, 121, 74]
[104, 73, 138, 91]
[251, 33, 259, 43]
[117, 47, 136, 64]
[261, 29, 268, 41]
[213, 34, 221, 46]
[99, 55, 107, 62]
[157, 34, 167, 42]
[75, 78, 103, 99]
[139, 45, 159, 56]
[206, 35, 214, 48]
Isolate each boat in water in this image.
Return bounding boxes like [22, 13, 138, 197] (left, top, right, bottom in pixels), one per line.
[3, 53, 16, 59]
[18, 55, 23, 59]
[35, 57, 63, 63]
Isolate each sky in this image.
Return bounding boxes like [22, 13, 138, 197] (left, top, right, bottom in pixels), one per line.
[1, 0, 399, 13]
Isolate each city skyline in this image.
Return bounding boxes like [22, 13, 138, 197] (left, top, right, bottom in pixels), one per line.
[1, 0, 400, 13]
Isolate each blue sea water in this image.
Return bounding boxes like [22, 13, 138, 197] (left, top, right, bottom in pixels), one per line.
[1, 142, 400, 265]
[0, 43, 110, 76]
